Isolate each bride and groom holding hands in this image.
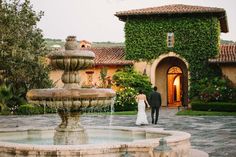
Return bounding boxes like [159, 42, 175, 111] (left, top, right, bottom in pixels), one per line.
[135, 86, 162, 126]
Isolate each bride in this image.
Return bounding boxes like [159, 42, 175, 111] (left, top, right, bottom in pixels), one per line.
[135, 90, 150, 125]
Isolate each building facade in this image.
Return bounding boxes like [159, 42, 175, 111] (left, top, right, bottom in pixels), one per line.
[209, 44, 236, 87]
[115, 4, 234, 107]
[49, 46, 133, 89]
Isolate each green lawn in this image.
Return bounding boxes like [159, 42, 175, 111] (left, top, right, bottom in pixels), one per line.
[84, 111, 137, 116]
[112, 111, 137, 115]
[177, 110, 236, 116]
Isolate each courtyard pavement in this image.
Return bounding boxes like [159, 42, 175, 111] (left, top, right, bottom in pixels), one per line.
[0, 108, 235, 157]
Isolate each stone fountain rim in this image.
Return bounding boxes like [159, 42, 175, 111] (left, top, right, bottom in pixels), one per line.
[26, 88, 116, 100]
[0, 126, 191, 150]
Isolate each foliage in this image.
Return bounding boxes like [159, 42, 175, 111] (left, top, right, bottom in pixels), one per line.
[0, 0, 52, 110]
[113, 67, 152, 96]
[197, 77, 236, 102]
[220, 39, 236, 44]
[114, 86, 137, 111]
[99, 67, 108, 88]
[0, 84, 13, 113]
[17, 104, 56, 115]
[110, 111, 137, 115]
[0, 84, 13, 105]
[191, 101, 236, 112]
[44, 38, 125, 49]
[176, 110, 236, 116]
[97, 111, 137, 116]
[124, 15, 220, 98]
[113, 67, 152, 111]
[0, 84, 23, 113]
[91, 42, 124, 48]
[17, 104, 38, 115]
[44, 38, 64, 49]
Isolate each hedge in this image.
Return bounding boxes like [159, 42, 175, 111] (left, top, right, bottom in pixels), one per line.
[191, 101, 236, 112]
[114, 102, 137, 112]
[17, 104, 56, 115]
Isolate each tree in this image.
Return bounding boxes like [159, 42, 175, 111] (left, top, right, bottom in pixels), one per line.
[0, 0, 52, 110]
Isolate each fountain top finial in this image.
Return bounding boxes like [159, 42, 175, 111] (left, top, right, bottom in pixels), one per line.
[66, 36, 76, 41]
[65, 36, 78, 50]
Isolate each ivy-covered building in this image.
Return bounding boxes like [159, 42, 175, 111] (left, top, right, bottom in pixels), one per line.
[115, 4, 233, 107]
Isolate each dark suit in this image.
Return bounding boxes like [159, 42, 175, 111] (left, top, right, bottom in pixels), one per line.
[149, 91, 162, 124]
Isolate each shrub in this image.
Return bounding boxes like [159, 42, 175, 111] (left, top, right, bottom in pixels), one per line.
[0, 84, 12, 105]
[113, 67, 152, 96]
[17, 104, 56, 115]
[198, 77, 236, 102]
[0, 104, 11, 115]
[112, 67, 152, 111]
[191, 101, 236, 112]
[114, 87, 137, 111]
[17, 104, 37, 115]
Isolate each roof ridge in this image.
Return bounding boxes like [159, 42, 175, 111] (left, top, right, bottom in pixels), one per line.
[115, 4, 228, 33]
[115, 4, 225, 15]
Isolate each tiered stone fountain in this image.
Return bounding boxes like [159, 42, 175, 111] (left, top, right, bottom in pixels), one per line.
[27, 36, 116, 144]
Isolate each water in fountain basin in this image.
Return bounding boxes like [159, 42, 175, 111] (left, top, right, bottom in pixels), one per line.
[0, 129, 167, 145]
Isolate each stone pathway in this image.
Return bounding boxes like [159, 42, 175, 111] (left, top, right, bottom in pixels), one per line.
[0, 108, 235, 157]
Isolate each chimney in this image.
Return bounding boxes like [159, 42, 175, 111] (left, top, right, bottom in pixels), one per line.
[79, 40, 91, 48]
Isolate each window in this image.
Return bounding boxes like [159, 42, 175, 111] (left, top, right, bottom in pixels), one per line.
[167, 32, 174, 47]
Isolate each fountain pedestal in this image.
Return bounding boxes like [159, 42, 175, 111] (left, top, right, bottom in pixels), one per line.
[56, 110, 84, 132]
[54, 128, 88, 145]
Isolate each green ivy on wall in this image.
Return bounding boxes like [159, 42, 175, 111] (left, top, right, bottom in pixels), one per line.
[124, 15, 221, 98]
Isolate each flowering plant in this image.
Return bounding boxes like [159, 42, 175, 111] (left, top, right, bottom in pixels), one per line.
[198, 77, 236, 102]
[114, 86, 137, 111]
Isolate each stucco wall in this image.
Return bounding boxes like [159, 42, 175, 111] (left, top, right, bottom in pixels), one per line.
[220, 65, 236, 87]
[133, 61, 152, 82]
[49, 66, 121, 88]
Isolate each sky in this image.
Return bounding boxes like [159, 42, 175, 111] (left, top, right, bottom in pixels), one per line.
[30, 0, 236, 42]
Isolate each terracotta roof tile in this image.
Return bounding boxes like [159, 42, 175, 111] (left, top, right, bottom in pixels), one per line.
[209, 44, 236, 63]
[87, 47, 133, 66]
[115, 4, 225, 16]
[115, 4, 228, 32]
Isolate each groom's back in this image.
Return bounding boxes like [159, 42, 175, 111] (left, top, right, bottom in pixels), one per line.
[149, 91, 161, 107]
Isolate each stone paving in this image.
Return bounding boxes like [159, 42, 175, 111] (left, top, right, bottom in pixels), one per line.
[0, 108, 235, 157]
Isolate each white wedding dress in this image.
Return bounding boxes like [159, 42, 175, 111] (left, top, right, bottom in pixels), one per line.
[135, 100, 149, 125]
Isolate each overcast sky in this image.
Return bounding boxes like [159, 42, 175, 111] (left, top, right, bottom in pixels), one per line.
[31, 0, 236, 42]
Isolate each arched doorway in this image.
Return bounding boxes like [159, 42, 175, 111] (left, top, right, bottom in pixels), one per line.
[167, 66, 183, 107]
[150, 52, 189, 107]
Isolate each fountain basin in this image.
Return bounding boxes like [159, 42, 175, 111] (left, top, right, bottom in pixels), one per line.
[27, 88, 116, 132]
[0, 126, 191, 157]
[48, 49, 95, 71]
[27, 88, 116, 109]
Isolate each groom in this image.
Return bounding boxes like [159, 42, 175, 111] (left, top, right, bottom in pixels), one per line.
[149, 86, 162, 124]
